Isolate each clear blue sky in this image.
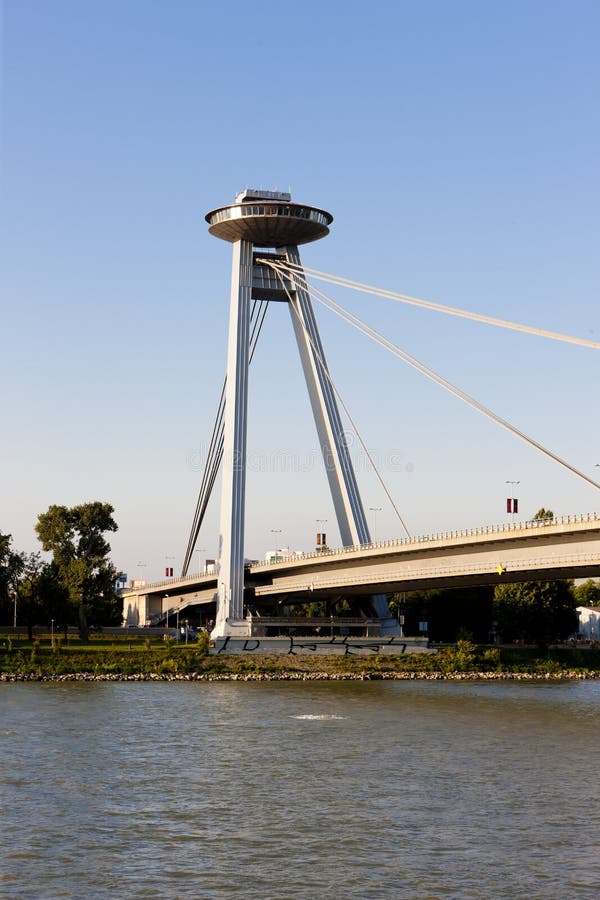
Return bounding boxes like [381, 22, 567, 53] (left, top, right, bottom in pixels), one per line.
[2, 0, 599, 582]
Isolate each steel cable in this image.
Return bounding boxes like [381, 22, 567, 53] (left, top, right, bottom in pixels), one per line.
[271, 259, 600, 351]
[265, 258, 600, 494]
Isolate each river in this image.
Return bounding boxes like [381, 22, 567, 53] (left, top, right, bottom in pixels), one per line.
[1, 680, 600, 899]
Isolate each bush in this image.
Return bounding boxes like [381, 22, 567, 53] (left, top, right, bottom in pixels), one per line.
[456, 627, 474, 643]
[30, 639, 41, 664]
[157, 657, 179, 674]
[440, 639, 477, 672]
[196, 631, 210, 656]
[480, 648, 501, 670]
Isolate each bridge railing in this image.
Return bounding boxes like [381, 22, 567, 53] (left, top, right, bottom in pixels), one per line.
[130, 512, 600, 593]
[250, 512, 600, 571]
[248, 616, 377, 627]
[125, 570, 215, 594]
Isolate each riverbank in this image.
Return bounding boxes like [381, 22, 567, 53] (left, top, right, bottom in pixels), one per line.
[2, 638, 600, 681]
[2, 669, 600, 682]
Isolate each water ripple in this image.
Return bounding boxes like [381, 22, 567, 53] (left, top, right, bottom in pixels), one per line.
[1, 681, 600, 898]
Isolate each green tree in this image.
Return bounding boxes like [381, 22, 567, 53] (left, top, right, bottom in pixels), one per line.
[0, 532, 25, 625]
[493, 580, 577, 646]
[0, 533, 14, 612]
[395, 587, 494, 643]
[533, 508, 554, 522]
[13, 552, 45, 640]
[37, 561, 71, 636]
[9, 554, 70, 639]
[0, 532, 11, 573]
[35, 502, 119, 641]
[574, 579, 600, 608]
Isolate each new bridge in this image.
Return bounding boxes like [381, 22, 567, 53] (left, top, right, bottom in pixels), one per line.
[122, 188, 600, 639]
[122, 512, 600, 633]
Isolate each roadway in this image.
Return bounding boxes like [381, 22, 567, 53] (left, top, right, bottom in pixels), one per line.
[121, 512, 600, 626]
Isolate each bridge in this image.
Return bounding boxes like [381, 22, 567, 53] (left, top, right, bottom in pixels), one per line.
[122, 512, 600, 632]
[121, 188, 600, 639]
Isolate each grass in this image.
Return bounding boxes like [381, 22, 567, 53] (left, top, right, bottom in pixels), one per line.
[1, 633, 600, 679]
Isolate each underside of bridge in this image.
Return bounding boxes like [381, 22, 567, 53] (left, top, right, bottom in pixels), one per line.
[154, 563, 599, 638]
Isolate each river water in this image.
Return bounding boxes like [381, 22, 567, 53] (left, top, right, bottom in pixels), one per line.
[1, 680, 600, 899]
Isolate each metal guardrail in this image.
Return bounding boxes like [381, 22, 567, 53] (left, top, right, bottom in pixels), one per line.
[124, 571, 216, 595]
[250, 512, 600, 571]
[248, 616, 377, 627]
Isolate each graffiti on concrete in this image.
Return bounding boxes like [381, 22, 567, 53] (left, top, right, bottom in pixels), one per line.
[216, 635, 408, 655]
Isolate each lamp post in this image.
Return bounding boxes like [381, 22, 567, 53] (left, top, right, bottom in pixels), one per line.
[505, 481, 520, 524]
[165, 555, 175, 578]
[369, 507, 382, 543]
[270, 529, 282, 556]
[136, 561, 147, 585]
[51, 619, 54, 647]
[164, 594, 169, 629]
[316, 518, 327, 551]
[194, 548, 206, 574]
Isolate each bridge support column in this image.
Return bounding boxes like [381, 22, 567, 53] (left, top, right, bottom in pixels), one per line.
[285, 245, 399, 634]
[213, 239, 253, 638]
[286, 246, 369, 547]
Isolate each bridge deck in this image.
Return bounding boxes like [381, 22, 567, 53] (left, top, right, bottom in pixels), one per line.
[121, 513, 600, 627]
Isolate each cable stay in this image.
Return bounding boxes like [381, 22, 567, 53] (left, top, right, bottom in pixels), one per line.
[181, 299, 270, 576]
[181, 379, 226, 575]
[272, 259, 600, 351]
[273, 266, 412, 539]
[264, 258, 600, 494]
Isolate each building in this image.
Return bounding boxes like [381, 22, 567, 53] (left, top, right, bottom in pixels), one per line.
[576, 606, 600, 641]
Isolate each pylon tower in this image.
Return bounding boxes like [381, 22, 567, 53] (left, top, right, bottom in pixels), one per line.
[204, 189, 396, 637]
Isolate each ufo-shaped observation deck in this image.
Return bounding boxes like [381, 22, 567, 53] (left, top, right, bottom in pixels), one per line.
[206, 190, 333, 247]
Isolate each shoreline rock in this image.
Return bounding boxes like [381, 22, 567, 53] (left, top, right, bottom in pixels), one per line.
[1, 670, 599, 683]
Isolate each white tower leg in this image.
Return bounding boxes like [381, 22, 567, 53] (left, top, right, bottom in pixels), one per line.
[213, 240, 253, 637]
[285, 246, 398, 631]
[285, 246, 369, 547]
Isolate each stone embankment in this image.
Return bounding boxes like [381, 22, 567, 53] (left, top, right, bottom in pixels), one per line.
[1, 670, 599, 683]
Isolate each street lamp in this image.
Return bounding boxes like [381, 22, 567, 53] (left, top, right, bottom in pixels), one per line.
[316, 519, 327, 551]
[194, 548, 206, 573]
[270, 529, 282, 554]
[369, 507, 382, 543]
[164, 594, 169, 629]
[136, 561, 147, 585]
